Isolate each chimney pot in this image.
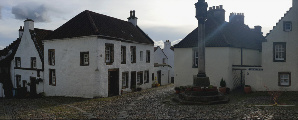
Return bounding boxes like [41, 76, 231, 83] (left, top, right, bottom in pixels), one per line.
[209, 7, 212, 10]
[216, 6, 219, 9]
[128, 10, 138, 26]
[220, 5, 223, 9]
[213, 6, 215, 9]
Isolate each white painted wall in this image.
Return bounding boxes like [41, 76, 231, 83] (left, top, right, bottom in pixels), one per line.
[154, 46, 171, 85]
[154, 47, 167, 64]
[44, 36, 154, 98]
[154, 66, 170, 85]
[163, 41, 175, 78]
[175, 47, 261, 89]
[256, 3, 298, 91]
[12, 20, 44, 94]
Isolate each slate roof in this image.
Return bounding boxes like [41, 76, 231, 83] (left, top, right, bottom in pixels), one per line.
[174, 17, 265, 50]
[0, 28, 52, 65]
[45, 10, 154, 45]
[30, 28, 53, 62]
[0, 39, 21, 66]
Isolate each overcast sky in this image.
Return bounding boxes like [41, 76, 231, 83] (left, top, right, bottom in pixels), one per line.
[0, 0, 292, 49]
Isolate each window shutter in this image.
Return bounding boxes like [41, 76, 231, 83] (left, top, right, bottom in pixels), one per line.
[53, 50, 55, 65]
[105, 44, 109, 63]
[126, 73, 129, 88]
[148, 51, 150, 63]
[31, 58, 33, 68]
[133, 47, 136, 63]
[80, 52, 83, 66]
[49, 70, 52, 85]
[123, 47, 126, 64]
[147, 71, 149, 82]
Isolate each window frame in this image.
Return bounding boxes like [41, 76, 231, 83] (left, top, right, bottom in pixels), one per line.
[146, 50, 150, 63]
[192, 48, 198, 68]
[137, 71, 143, 85]
[122, 72, 129, 88]
[105, 43, 114, 65]
[49, 69, 56, 86]
[130, 46, 136, 63]
[273, 42, 286, 62]
[163, 58, 166, 64]
[278, 72, 291, 87]
[144, 70, 149, 83]
[140, 51, 143, 61]
[48, 49, 55, 66]
[15, 57, 21, 68]
[80, 52, 89, 66]
[283, 21, 292, 32]
[31, 57, 36, 68]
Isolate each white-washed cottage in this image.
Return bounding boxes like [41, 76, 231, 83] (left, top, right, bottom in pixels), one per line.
[174, 5, 265, 89]
[42, 10, 154, 98]
[154, 46, 171, 85]
[10, 19, 52, 97]
[246, 0, 298, 91]
[162, 40, 175, 82]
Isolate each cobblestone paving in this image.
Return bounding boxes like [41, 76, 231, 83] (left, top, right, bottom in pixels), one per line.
[1, 84, 298, 119]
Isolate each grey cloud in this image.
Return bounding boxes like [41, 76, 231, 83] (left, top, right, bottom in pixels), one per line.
[12, 3, 49, 22]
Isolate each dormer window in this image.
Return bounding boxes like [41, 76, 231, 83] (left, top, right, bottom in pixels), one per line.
[283, 21, 292, 32]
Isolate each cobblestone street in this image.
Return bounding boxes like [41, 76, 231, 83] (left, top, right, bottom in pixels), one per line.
[1, 84, 298, 119]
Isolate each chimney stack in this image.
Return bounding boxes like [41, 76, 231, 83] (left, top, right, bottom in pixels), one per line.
[19, 26, 24, 38]
[253, 26, 263, 35]
[229, 13, 245, 24]
[127, 10, 138, 26]
[207, 5, 225, 23]
[164, 40, 171, 50]
[24, 19, 34, 31]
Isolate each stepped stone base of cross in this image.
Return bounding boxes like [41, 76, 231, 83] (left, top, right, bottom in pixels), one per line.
[193, 75, 210, 87]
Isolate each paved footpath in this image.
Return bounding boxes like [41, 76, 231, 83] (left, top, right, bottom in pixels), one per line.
[1, 84, 298, 119]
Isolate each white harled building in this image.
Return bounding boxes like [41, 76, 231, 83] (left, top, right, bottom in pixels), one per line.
[42, 10, 154, 98]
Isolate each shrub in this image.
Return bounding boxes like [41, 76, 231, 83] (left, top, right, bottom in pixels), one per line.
[220, 78, 226, 87]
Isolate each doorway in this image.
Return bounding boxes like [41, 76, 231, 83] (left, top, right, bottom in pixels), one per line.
[108, 69, 119, 97]
[157, 70, 161, 84]
[30, 77, 37, 96]
[131, 71, 136, 90]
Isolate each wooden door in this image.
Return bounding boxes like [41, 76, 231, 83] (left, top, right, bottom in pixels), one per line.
[131, 71, 136, 90]
[30, 77, 37, 96]
[157, 71, 161, 84]
[108, 69, 119, 97]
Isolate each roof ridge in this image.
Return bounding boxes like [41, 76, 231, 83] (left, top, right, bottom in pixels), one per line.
[86, 10, 99, 34]
[266, 7, 292, 38]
